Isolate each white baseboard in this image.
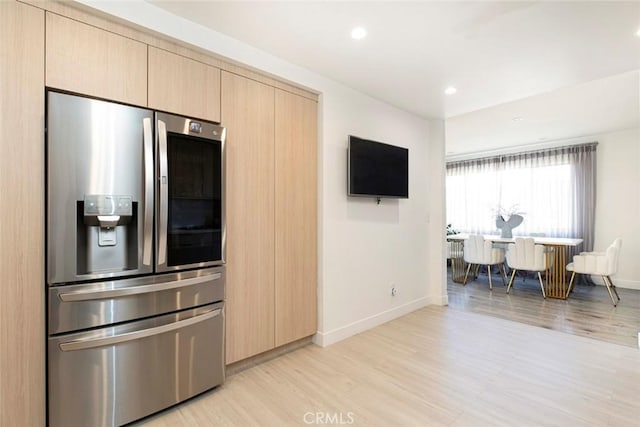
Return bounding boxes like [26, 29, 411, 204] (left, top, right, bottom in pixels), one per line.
[591, 277, 640, 290]
[614, 279, 640, 290]
[312, 296, 439, 347]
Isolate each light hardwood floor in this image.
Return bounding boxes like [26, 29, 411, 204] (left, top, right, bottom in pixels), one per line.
[138, 305, 640, 426]
[448, 267, 640, 348]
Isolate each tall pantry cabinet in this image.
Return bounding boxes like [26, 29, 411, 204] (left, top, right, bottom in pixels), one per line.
[274, 89, 318, 347]
[0, 2, 46, 426]
[222, 71, 318, 364]
[222, 72, 276, 364]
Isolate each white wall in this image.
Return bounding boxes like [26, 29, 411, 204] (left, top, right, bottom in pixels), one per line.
[594, 127, 640, 289]
[317, 87, 439, 346]
[428, 120, 448, 304]
[77, 1, 447, 346]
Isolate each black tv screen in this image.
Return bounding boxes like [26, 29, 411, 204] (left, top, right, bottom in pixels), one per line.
[348, 135, 409, 199]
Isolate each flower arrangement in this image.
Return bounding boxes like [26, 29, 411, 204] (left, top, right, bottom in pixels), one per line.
[446, 223, 459, 235]
[493, 204, 525, 221]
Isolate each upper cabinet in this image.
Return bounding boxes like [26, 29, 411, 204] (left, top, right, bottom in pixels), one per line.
[148, 47, 221, 122]
[45, 13, 147, 106]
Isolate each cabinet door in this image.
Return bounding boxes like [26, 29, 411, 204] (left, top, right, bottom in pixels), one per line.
[221, 71, 275, 364]
[274, 89, 318, 346]
[149, 47, 221, 122]
[0, 2, 45, 426]
[45, 13, 147, 105]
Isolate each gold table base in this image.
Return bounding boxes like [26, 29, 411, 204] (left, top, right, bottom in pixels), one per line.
[449, 240, 467, 284]
[544, 244, 569, 299]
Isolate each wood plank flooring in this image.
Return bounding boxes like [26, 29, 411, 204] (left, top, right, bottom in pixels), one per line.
[137, 306, 640, 426]
[448, 267, 640, 348]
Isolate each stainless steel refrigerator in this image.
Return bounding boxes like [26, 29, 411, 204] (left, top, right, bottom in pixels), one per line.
[46, 91, 226, 427]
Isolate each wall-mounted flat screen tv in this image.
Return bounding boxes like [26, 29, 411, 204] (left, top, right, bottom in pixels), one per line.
[348, 135, 409, 199]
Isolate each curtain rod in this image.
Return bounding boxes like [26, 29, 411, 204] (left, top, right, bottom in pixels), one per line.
[446, 141, 597, 165]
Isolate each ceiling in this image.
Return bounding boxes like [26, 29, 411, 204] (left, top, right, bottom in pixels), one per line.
[445, 69, 640, 156]
[146, 1, 640, 153]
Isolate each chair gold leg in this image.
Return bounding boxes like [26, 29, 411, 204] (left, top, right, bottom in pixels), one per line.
[487, 265, 493, 290]
[537, 271, 546, 299]
[463, 263, 472, 285]
[507, 269, 517, 294]
[602, 276, 617, 306]
[500, 263, 507, 286]
[565, 272, 576, 299]
[606, 276, 621, 300]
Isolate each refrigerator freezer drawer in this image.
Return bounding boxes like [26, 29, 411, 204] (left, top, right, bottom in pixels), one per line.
[48, 303, 225, 427]
[49, 266, 225, 334]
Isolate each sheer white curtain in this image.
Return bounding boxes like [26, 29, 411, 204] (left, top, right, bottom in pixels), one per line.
[446, 143, 597, 251]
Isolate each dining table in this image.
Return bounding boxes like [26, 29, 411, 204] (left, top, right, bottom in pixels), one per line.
[447, 234, 584, 299]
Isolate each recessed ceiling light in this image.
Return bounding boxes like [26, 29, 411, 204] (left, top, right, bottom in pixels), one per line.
[444, 86, 457, 95]
[512, 116, 523, 122]
[351, 27, 367, 40]
[636, 28, 640, 37]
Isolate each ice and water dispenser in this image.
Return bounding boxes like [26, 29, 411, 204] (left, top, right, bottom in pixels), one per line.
[76, 194, 139, 275]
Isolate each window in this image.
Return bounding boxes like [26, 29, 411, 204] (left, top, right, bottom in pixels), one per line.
[446, 143, 597, 249]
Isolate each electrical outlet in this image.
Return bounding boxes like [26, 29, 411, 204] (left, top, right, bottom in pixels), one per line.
[391, 286, 397, 297]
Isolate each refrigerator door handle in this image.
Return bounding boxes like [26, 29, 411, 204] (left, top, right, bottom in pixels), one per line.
[142, 117, 154, 266]
[157, 119, 168, 266]
[58, 273, 222, 302]
[58, 308, 222, 352]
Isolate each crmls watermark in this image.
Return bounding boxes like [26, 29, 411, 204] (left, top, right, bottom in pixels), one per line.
[303, 411, 355, 425]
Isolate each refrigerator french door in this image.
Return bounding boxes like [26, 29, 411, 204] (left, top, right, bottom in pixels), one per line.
[46, 90, 226, 427]
[155, 112, 225, 272]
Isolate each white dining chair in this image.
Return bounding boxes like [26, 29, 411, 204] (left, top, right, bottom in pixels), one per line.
[566, 238, 622, 305]
[505, 237, 548, 298]
[463, 234, 507, 289]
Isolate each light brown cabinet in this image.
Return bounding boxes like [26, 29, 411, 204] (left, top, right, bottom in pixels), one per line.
[222, 72, 317, 364]
[148, 47, 221, 122]
[45, 12, 147, 105]
[221, 71, 276, 364]
[0, 2, 45, 426]
[45, 15, 222, 120]
[274, 89, 318, 346]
